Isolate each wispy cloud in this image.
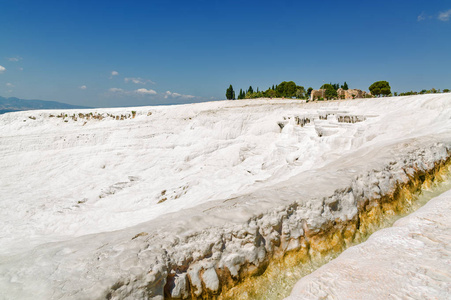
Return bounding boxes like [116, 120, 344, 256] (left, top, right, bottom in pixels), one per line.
[7, 56, 22, 62]
[0, 65, 6, 73]
[124, 77, 155, 85]
[79, 85, 87, 90]
[6, 83, 14, 87]
[108, 87, 157, 96]
[109, 87, 125, 93]
[164, 91, 195, 99]
[108, 88, 196, 100]
[417, 12, 426, 21]
[438, 9, 451, 21]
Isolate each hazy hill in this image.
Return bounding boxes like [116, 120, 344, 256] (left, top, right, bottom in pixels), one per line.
[0, 96, 90, 114]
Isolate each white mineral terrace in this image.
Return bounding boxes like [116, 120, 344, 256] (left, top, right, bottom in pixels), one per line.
[0, 94, 451, 299]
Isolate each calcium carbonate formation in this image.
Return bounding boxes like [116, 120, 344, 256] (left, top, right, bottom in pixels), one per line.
[0, 94, 451, 299]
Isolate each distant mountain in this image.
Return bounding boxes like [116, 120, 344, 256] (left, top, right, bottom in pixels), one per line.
[0, 96, 91, 114]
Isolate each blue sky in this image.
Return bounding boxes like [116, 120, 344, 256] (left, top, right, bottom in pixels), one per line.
[0, 0, 450, 107]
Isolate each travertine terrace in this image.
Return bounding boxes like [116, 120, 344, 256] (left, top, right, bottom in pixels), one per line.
[1, 94, 451, 299]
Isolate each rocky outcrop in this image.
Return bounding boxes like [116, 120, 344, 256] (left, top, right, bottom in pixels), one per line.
[310, 89, 326, 101]
[337, 88, 367, 99]
[310, 89, 368, 101]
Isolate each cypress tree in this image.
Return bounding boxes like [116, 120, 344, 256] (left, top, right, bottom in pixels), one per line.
[226, 84, 235, 100]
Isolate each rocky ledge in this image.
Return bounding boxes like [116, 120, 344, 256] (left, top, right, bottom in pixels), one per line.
[101, 142, 451, 299]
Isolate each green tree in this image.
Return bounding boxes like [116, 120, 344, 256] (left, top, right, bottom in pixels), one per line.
[286, 81, 297, 97]
[276, 81, 297, 97]
[237, 88, 244, 99]
[307, 87, 313, 97]
[369, 81, 391, 97]
[341, 82, 349, 90]
[245, 91, 263, 99]
[264, 89, 277, 98]
[276, 82, 286, 96]
[295, 86, 306, 99]
[443, 89, 450, 93]
[226, 84, 235, 100]
[248, 86, 254, 94]
[320, 83, 338, 99]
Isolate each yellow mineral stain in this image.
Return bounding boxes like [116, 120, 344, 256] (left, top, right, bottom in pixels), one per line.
[215, 159, 451, 300]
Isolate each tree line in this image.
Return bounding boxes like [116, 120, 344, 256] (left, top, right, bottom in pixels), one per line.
[396, 88, 450, 96]
[226, 81, 352, 100]
[226, 81, 310, 100]
[318, 81, 391, 98]
[317, 82, 350, 99]
[226, 80, 449, 100]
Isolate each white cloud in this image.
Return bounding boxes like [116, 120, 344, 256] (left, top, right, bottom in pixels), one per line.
[19, 67, 23, 71]
[109, 87, 125, 93]
[111, 70, 119, 76]
[7, 56, 22, 62]
[107, 88, 194, 100]
[124, 77, 155, 85]
[79, 85, 87, 90]
[108, 87, 157, 96]
[0, 65, 5, 73]
[135, 88, 157, 95]
[164, 90, 195, 99]
[438, 9, 451, 21]
[6, 83, 14, 87]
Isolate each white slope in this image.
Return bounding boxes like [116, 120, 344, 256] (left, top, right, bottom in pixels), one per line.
[0, 99, 305, 254]
[0, 94, 451, 298]
[285, 187, 451, 300]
